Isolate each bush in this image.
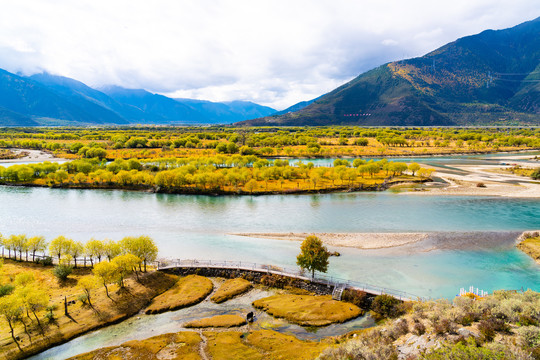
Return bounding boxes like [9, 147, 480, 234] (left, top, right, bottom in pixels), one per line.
[433, 318, 455, 335]
[531, 168, 540, 180]
[371, 294, 402, 318]
[38, 256, 53, 266]
[422, 338, 510, 359]
[53, 264, 73, 281]
[342, 289, 371, 309]
[78, 293, 89, 305]
[478, 318, 509, 341]
[515, 326, 540, 348]
[0, 284, 15, 297]
[413, 321, 426, 335]
[390, 319, 409, 339]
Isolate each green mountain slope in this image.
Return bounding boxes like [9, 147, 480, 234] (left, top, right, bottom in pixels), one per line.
[241, 17, 540, 126]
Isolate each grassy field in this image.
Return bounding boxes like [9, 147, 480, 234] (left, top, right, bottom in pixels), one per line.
[145, 274, 213, 314]
[0, 259, 177, 360]
[253, 294, 363, 326]
[211, 278, 252, 303]
[184, 314, 247, 328]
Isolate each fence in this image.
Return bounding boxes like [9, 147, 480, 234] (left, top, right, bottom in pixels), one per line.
[155, 259, 423, 301]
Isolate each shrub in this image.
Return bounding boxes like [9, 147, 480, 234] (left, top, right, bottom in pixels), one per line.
[390, 319, 409, 339]
[371, 294, 402, 318]
[515, 326, 540, 348]
[0, 284, 15, 297]
[478, 318, 509, 341]
[38, 256, 53, 266]
[433, 318, 455, 335]
[422, 338, 511, 360]
[53, 264, 73, 281]
[78, 293, 89, 305]
[342, 289, 371, 309]
[413, 321, 426, 335]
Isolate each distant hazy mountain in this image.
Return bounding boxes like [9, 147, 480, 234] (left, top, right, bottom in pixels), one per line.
[240, 16, 540, 126]
[0, 72, 276, 126]
[0, 69, 128, 126]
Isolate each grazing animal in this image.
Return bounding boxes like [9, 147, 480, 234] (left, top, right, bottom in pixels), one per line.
[247, 311, 254, 322]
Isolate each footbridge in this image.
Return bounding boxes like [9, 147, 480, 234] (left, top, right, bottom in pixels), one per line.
[156, 259, 422, 302]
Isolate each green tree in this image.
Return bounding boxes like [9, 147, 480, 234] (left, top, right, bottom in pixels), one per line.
[296, 235, 330, 278]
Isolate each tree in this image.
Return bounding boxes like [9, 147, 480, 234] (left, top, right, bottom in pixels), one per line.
[49, 235, 73, 261]
[78, 276, 97, 307]
[27, 236, 47, 262]
[68, 241, 84, 268]
[120, 236, 158, 272]
[296, 235, 330, 278]
[10, 234, 28, 261]
[112, 254, 141, 288]
[408, 163, 421, 176]
[85, 238, 105, 266]
[93, 261, 118, 298]
[0, 295, 24, 351]
[245, 179, 258, 193]
[103, 239, 121, 261]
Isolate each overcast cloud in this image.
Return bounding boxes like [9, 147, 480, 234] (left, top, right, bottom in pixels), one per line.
[0, 1, 538, 110]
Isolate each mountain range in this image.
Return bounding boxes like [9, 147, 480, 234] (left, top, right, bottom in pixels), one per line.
[241, 16, 540, 126]
[1, 17, 539, 127]
[0, 71, 276, 126]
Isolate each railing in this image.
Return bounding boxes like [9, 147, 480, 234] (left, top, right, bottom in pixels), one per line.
[154, 258, 423, 301]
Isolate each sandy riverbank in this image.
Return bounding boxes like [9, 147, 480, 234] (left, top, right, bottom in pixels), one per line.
[231, 232, 429, 249]
[231, 231, 525, 253]
[401, 154, 540, 198]
[0, 148, 66, 163]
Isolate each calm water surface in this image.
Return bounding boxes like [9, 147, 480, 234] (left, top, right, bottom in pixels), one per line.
[1, 186, 538, 299]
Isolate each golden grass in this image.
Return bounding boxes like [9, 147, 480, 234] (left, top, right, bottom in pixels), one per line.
[247, 329, 331, 360]
[517, 236, 540, 264]
[252, 294, 363, 326]
[145, 274, 213, 314]
[211, 278, 252, 303]
[205, 331, 265, 360]
[184, 314, 247, 328]
[204, 330, 331, 360]
[0, 259, 178, 360]
[67, 331, 202, 360]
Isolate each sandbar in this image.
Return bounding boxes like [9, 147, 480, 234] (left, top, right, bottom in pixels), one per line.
[230, 232, 428, 249]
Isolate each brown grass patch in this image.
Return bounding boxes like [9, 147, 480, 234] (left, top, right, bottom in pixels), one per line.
[211, 278, 252, 303]
[184, 314, 247, 328]
[145, 274, 213, 314]
[252, 294, 363, 326]
[67, 331, 202, 360]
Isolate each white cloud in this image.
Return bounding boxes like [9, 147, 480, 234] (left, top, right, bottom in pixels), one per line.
[0, 0, 538, 110]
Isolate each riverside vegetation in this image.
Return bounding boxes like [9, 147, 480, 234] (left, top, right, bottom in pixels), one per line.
[1, 127, 539, 160]
[1, 247, 539, 359]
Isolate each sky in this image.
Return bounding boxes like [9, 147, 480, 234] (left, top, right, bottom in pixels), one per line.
[0, 1, 538, 110]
